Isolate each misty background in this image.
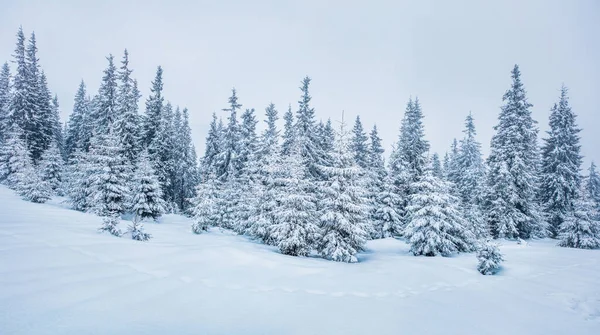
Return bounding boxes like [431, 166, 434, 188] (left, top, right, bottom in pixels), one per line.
[1, 0, 598, 167]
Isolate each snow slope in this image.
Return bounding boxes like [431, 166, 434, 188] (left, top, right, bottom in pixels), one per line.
[0, 185, 599, 335]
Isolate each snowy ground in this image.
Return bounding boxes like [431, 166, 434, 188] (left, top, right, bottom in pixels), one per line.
[0, 186, 599, 335]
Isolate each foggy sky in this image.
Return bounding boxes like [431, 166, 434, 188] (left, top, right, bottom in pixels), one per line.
[1, 0, 599, 168]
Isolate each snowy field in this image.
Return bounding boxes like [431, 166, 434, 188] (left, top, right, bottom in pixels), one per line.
[0, 185, 599, 335]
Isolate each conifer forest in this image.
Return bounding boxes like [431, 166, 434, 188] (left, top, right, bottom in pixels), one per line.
[1, 18, 599, 335]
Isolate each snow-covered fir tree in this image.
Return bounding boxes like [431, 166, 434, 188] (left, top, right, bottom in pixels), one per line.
[316, 116, 369, 263]
[128, 216, 152, 241]
[64, 150, 92, 211]
[540, 86, 582, 237]
[281, 104, 295, 156]
[143, 66, 164, 147]
[190, 174, 221, 234]
[351, 116, 369, 169]
[585, 162, 600, 211]
[372, 175, 403, 238]
[485, 65, 543, 239]
[476, 241, 504, 275]
[217, 88, 242, 180]
[558, 195, 600, 249]
[87, 129, 129, 222]
[3, 124, 51, 203]
[431, 153, 443, 178]
[294, 77, 325, 179]
[149, 102, 176, 208]
[93, 55, 118, 135]
[0, 62, 11, 144]
[173, 108, 199, 211]
[404, 166, 473, 257]
[455, 113, 486, 205]
[39, 140, 64, 195]
[115, 49, 141, 165]
[445, 138, 460, 186]
[366, 125, 390, 238]
[65, 81, 92, 156]
[269, 143, 319, 257]
[200, 113, 223, 178]
[130, 149, 165, 222]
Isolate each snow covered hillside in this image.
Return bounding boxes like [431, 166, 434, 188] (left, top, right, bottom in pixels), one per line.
[1, 185, 599, 335]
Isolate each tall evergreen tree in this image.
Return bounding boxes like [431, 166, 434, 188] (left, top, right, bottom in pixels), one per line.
[191, 174, 221, 234]
[0, 63, 10, 143]
[269, 143, 320, 257]
[65, 81, 92, 156]
[485, 65, 543, 239]
[130, 149, 165, 221]
[455, 113, 486, 205]
[115, 49, 141, 164]
[39, 140, 64, 195]
[281, 104, 295, 156]
[201, 113, 222, 178]
[143, 66, 164, 147]
[431, 153, 443, 178]
[317, 116, 369, 263]
[87, 129, 130, 218]
[584, 162, 600, 210]
[294, 77, 324, 178]
[404, 168, 473, 256]
[558, 196, 600, 249]
[540, 86, 583, 237]
[149, 102, 176, 208]
[94, 55, 118, 135]
[351, 116, 369, 169]
[216, 88, 242, 180]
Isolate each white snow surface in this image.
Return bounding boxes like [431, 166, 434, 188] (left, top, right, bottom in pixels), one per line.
[1, 186, 599, 335]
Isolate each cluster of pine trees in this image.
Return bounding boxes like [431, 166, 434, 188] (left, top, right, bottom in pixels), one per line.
[192, 67, 600, 262]
[0, 28, 198, 240]
[0, 27, 598, 260]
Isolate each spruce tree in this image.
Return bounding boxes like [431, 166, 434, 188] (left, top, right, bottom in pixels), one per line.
[200, 113, 222, 178]
[130, 150, 165, 221]
[585, 162, 600, 210]
[404, 168, 473, 256]
[175, 108, 199, 211]
[64, 150, 92, 211]
[269, 143, 319, 257]
[115, 49, 141, 165]
[485, 65, 543, 239]
[294, 77, 323, 179]
[65, 81, 91, 156]
[143, 66, 164, 147]
[256, 103, 279, 170]
[4, 124, 51, 203]
[217, 88, 242, 180]
[372, 175, 403, 238]
[477, 241, 504, 275]
[350, 116, 369, 169]
[366, 125, 390, 238]
[149, 102, 176, 208]
[0, 62, 10, 143]
[540, 86, 583, 237]
[431, 153, 443, 178]
[190, 174, 221, 234]
[87, 129, 130, 220]
[281, 104, 295, 156]
[455, 113, 486, 205]
[39, 140, 64, 195]
[94, 55, 118, 135]
[316, 116, 369, 263]
[558, 196, 600, 249]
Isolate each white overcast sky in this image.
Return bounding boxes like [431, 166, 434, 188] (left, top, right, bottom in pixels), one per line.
[1, 0, 599, 168]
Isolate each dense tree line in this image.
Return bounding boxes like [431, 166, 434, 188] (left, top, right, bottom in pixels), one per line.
[0, 28, 198, 240]
[0, 28, 598, 259]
